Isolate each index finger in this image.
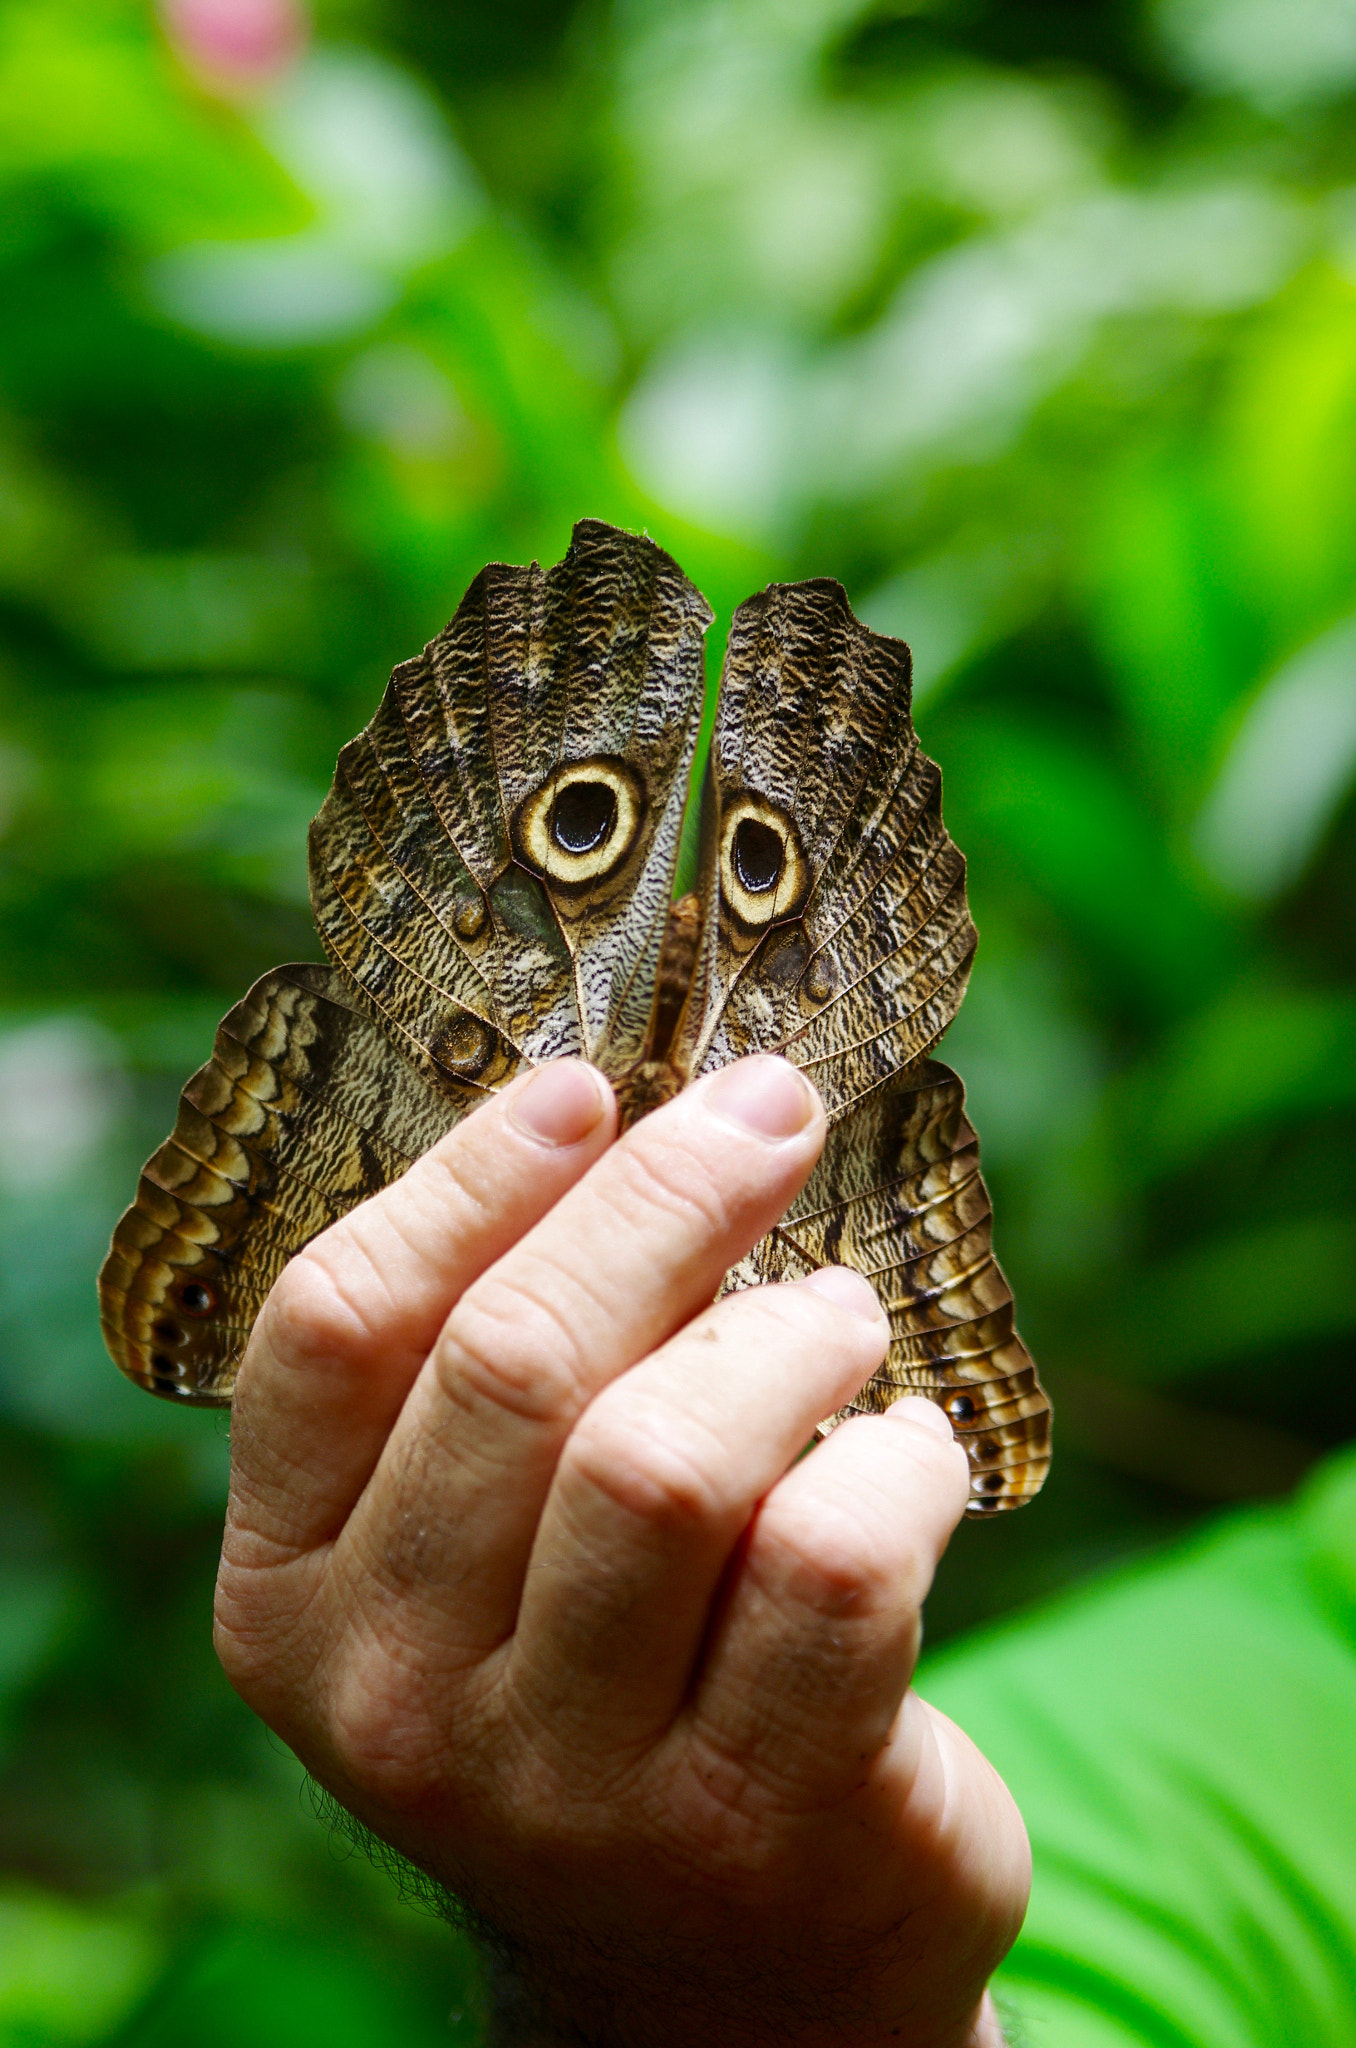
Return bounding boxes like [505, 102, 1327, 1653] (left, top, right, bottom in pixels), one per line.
[226, 1059, 616, 1559]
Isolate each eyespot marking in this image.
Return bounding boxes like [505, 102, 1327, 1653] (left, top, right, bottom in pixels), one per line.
[804, 954, 838, 1005]
[430, 1011, 500, 1082]
[551, 782, 617, 856]
[734, 818, 783, 895]
[718, 794, 809, 930]
[452, 892, 488, 942]
[947, 1392, 976, 1423]
[177, 1281, 215, 1317]
[513, 758, 645, 891]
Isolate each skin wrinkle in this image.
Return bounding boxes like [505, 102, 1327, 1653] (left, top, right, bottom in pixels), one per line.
[434, 1283, 596, 1432]
[604, 1109, 748, 1243]
[261, 1245, 400, 1379]
[683, 1615, 920, 1796]
[558, 1406, 738, 1543]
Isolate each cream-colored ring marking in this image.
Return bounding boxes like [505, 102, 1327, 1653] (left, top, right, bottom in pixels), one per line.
[719, 792, 809, 927]
[515, 758, 645, 888]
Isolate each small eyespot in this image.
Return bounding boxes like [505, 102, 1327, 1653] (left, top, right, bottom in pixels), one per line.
[733, 817, 784, 896]
[151, 1353, 183, 1378]
[153, 1319, 186, 1348]
[177, 1282, 215, 1317]
[978, 1471, 1004, 1494]
[948, 1393, 976, 1423]
[430, 1011, 499, 1082]
[804, 954, 838, 1005]
[452, 893, 488, 941]
[550, 782, 617, 856]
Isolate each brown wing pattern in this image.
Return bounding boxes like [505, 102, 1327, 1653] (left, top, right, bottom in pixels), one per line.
[100, 523, 1049, 1511]
[98, 964, 463, 1404]
[309, 518, 711, 1088]
[723, 1061, 1050, 1513]
[682, 578, 1049, 1511]
[677, 578, 975, 1121]
[100, 522, 713, 1407]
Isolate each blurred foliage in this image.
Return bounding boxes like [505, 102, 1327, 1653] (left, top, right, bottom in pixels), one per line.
[1, 0, 1354, 2039]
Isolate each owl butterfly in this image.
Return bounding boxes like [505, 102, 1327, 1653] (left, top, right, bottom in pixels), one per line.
[99, 520, 1050, 1514]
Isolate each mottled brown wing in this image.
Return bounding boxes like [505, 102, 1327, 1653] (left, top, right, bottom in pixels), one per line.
[722, 1062, 1050, 1514]
[101, 523, 713, 1404]
[680, 577, 1050, 1511]
[308, 518, 712, 1093]
[676, 578, 973, 1112]
[98, 963, 465, 1404]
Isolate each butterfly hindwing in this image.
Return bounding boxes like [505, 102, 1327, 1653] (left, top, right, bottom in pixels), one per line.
[99, 963, 467, 1404]
[101, 523, 713, 1406]
[722, 1061, 1050, 1513]
[681, 576, 1049, 1512]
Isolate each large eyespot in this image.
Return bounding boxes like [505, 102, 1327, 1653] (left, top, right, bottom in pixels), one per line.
[513, 758, 645, 892]
[719, 794, 809, 930]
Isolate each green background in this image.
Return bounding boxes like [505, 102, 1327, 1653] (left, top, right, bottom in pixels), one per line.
[0, 0, 1353, 2039]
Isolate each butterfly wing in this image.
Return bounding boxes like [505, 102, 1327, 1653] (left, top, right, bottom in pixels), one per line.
[309, 518, 712, 1089]
[677, 577, 974, 1106]
[98, 964, 467, 1404]
[681, 577, 1051, 1511]
[101, 523, 713, 1404]
[722, 1061, 1050, 1512]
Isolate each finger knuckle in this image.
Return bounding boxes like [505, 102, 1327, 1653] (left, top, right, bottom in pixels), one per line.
[749, 1496, 895, 1618]
[436, 1272, 588, 1427]
[324, 1631, 452, 1808]
[562, 1402, 729, 1533]
[259, 1242, 375, 1376]
[608, 1131, 734, 1245]
[212, 1557, 321, 1717]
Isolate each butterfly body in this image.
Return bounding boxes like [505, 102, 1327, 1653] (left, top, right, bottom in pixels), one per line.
[99, 520, 1051, 1514]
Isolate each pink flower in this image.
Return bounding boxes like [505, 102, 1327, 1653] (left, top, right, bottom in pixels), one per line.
[161, 0, 309, 94]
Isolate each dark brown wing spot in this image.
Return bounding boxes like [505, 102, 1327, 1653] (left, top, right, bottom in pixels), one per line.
[761, 926, 808, 989]
[430, 1012, 496, 1081]
[452, 892, 488, 941]
[947, 1392, 975, 1422]
[177, 1281, 215, 1317]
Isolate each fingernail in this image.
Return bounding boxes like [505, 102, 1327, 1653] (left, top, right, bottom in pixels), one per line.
[508, 1061, 610, 1147]
[702, 1056, 818, 1142]
[799, 1265, 883, 1319]
[888, 1394, 955, 1439]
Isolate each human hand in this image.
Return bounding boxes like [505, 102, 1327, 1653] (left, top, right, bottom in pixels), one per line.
[214, 1055, 1029, 2047]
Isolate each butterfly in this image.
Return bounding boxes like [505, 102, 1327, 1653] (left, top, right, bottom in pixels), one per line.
[99, 520, 1050, 1514]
